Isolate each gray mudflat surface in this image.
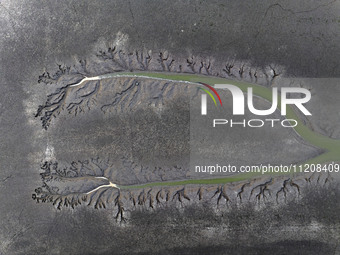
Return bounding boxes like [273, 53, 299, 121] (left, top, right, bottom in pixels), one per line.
[1, 1, 339, 254]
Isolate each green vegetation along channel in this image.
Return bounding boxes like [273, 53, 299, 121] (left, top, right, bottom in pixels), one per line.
[73, 72, 340, 189]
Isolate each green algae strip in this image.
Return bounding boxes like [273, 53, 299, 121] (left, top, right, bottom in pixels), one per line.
[120, 173, 259, 190]
[86, 71, 340, 189]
